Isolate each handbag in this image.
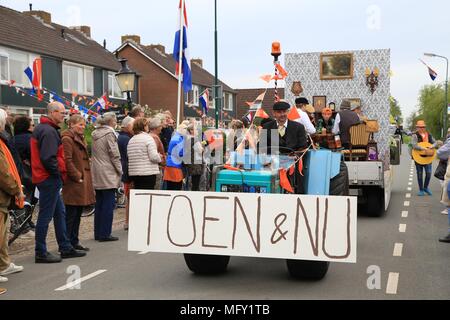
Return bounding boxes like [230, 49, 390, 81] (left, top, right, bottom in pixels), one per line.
[434, 160, 447, 181]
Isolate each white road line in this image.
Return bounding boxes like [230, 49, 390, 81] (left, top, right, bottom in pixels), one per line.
[408, 182, 413, 186]
[406, 193, 411, 198]
[393, 243, 403, 257]
[399, 224, 407, 233]
[402, 211, 408, 218]
[55, 270, 107, 291]
[386, 273, 400, 295]
[408, 178, 413, 182]
[404, 201, 410, 207]
[407, 187, 412, 191]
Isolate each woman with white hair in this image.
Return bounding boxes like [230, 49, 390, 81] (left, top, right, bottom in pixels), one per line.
[163, 120, 190, 190]
[91, 112, 122, 242]
[0, 109, 24, 283]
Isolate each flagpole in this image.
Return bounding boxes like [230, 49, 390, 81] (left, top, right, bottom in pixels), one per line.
[176, 0, 185, 126]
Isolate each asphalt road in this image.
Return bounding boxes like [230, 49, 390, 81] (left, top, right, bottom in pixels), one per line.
[1, 146, 449, 300]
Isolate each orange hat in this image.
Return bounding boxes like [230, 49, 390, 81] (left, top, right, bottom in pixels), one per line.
[321, 107, 332, 116]
[416, 120, 426, 128]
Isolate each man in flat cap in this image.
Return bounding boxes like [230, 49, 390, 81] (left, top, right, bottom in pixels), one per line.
[260, 101, 308, 193]
[332, 100, 360, 148]
[295, 97, 317, 135]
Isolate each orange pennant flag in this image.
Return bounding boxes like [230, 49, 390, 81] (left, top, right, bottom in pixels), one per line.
[260, 74, 272, 83]
[255, 108, 270, 119]
[298, 158, 304, 176]
[276, 64, 288, 78]
[288, 165, 295, 176]
[279, 169, 294, 193]
[288, 106, 301, 121]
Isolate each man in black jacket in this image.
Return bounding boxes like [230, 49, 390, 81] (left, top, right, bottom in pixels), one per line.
[261, 101, 308, 194]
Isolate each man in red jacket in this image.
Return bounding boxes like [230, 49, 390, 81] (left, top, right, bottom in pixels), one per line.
[31, 102, 86, 263]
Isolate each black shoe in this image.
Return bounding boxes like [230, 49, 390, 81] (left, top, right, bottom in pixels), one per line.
[60, 249, 87, 259]
[74, 244, 90, 252]
[439, 234, 450, 243]
[98, 236, 119, 242]
[35, 252, 62, 264]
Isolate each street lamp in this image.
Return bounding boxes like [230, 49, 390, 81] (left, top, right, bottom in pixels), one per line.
[115, 58, 136, 112]
[424, 53, 449, 137]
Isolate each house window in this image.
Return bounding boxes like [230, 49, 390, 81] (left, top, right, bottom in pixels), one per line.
[193, 85, 199, 106]
[223, 93, 233, 111]
[0, 47, 39, 87]
[63, 61, 94, 95]
[0, 55, 8, 81]
[107, 72, 126, 99]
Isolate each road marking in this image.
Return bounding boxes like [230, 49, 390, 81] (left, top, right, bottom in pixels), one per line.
[386, 273, 400, 295]
[407, 187, 412, 191]
[404, 201, 410, 207]
[402, 211, 408, 218]
[408, 178, 413, 182]
[405, 193, 411, 198]
[408, 182, 413, 186]
[399, 224, 407, 233]
[393, 243, 403, 257]
[55, 270, 107, 291]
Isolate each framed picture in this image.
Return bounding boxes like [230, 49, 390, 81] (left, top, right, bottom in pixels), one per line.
[344, 98, 361, 109]
[313, 96, 327, 113]
[320, 53, 354, 80]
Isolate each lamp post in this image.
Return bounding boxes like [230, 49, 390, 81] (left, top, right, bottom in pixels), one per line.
[424, 53, 449, 137]
[115, 58, 136, 113]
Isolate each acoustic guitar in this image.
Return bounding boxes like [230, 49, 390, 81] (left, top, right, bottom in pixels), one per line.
[412, 142, 437, 165]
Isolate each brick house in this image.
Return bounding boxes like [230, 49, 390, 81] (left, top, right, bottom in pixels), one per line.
[0, 5, 125, 121]
[115, 36, 237, 124]
[235, 88, 285, 120]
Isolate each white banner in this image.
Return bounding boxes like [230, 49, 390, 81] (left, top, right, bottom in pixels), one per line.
[128, 191, 357, 263]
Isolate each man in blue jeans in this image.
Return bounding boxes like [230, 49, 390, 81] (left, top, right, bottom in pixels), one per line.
[31, 102, 86, 263]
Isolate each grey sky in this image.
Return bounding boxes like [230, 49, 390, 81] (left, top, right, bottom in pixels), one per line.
[2, 0, 449, 119]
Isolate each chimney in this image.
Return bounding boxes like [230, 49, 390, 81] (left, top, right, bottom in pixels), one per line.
[70, 26, 91, 38]
[61, 28, 65, 39]
[121, 35, 141, 45]
[24, 10, 52, 25]
[191, 58, 203, 68]
[103, 39, 107, 49]
[147, 44, 166, 54]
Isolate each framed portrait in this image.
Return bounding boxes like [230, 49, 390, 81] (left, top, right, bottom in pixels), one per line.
[320, 53, 354, 80]
[344, 98, 361, 109]
[313, 96, 327, 113]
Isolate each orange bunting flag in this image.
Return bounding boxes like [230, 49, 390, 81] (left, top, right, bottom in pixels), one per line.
[287, 106, 301, 121]
[275, 64, 288, 79]
[288, 165, 295, 176]
[298, 158, 304, 176]
[279, 169, 294, 193]
[260, 74, 272, 83]
[255, 108, 270, 119]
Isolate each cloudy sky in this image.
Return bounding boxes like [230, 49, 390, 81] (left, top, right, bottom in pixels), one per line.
[2, 0, 449, 118]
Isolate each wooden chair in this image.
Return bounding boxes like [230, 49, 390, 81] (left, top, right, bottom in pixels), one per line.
[342, 123, 371, 161]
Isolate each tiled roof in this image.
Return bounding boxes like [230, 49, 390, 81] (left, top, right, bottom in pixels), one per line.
[119, 41, 235, 93]
[235, 88, 285, 118]
[0, 6, 120, 71]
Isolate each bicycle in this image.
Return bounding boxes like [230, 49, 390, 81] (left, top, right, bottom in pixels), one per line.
[8, 201, 35, 246]
[81, 184, 126, 218]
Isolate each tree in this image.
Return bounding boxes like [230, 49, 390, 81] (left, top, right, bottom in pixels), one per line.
[417, 84, 446, 139]
[390, 96, 403, 124]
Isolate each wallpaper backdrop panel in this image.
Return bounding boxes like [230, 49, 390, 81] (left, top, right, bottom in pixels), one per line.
[285, 49, 391, 167]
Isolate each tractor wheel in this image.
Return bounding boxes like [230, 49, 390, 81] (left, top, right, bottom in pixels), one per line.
[330, 161, 349, 196]
[286, 260, 330, 280]
[184, 254, 230, 275]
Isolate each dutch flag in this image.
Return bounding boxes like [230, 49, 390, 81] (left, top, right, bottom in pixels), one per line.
[173, 0, 192, 92]
[420, 59, 438, 81]
[199, 90, 209, 115]
[93, 95, 108, 112]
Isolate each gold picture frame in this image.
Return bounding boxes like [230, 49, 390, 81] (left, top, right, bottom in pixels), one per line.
[313, 96, 327, 113]
[320, 53, 354, 80]
[344, 98, 361, 109]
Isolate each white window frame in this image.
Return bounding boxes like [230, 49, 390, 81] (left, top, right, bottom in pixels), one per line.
[193, 85, 199, 106]
[62, 61, 94, 96]
[0, 47, 39, 88]
[0, 51, 9, 83]
[107, 71, 126, 100]
[223, 92, 233, 111]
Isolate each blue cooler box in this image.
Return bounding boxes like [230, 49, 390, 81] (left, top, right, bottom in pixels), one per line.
[215, 169, 280, 194]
